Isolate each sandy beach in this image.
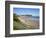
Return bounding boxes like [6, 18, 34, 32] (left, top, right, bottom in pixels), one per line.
[17, 16, 39, 29]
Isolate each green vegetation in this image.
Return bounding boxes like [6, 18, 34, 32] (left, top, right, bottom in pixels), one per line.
[13, 13, 28, 30]
[13, 21, 28, 30]
[13, 13, 20, 22]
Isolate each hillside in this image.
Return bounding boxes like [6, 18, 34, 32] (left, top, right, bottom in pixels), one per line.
[13, 14, 39, 30]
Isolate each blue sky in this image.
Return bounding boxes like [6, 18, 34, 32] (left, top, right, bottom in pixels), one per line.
[13, 8, 39, 16]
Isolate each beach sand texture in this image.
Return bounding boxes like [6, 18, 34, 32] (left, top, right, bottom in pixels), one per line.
[18, 16, 39, 29]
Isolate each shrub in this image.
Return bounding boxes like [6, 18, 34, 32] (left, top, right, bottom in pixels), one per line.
[13, 13, 20, 22]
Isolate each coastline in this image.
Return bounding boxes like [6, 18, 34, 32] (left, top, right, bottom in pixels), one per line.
[13, 16, 39, 30]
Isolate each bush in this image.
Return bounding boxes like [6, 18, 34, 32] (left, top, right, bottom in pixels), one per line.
[13, 13, 20, 22]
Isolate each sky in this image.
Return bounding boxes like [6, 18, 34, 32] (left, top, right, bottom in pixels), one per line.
[13, 8, 39, 16]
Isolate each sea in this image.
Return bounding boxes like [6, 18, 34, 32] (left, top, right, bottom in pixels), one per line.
[26, 16, 39, 21]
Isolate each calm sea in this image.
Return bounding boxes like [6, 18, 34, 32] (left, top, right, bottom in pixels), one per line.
[27, 16, 39, 21]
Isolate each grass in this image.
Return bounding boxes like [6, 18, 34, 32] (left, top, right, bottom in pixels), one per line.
[13, 21, 29, 30]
